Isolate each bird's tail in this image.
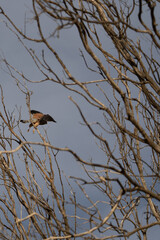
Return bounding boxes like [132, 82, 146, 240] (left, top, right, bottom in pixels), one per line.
[20, 120, 29, 123]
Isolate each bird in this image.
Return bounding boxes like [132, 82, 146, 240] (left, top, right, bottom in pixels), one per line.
[20, 110, 56, 133]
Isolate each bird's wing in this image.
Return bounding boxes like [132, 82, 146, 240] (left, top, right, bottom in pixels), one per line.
[31, 110, 42, 114]
[41, 114, 56, 122]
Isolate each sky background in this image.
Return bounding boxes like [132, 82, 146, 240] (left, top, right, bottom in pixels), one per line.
[0, 1, 160, 239]
[0, 0, 109, 171]
[0, 1, 98, 151]
[0, 0, 108, 226]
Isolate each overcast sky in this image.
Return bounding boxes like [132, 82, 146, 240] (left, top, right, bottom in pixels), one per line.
[0, 0, 108, 216]
[0, 1, 159, 239]
[0, 0, 103, 158]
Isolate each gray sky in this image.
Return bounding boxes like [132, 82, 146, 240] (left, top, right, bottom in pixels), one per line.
[0, 0, 107, 211]
[0, 1, 159, 239]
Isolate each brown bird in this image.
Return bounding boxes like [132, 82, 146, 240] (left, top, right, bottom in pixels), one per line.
[20, 110, 56, 133]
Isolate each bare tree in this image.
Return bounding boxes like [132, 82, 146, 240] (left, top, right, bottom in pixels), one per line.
[0, 0, 160, 239]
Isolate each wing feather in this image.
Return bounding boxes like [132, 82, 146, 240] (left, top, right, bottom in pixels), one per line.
[41, 114, 56, 123]
[31, 110, 42, 114]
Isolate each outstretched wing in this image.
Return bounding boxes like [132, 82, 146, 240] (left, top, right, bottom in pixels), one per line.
[41, 114, 56, 123]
